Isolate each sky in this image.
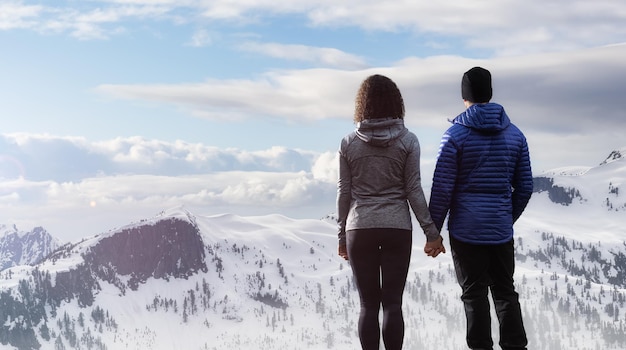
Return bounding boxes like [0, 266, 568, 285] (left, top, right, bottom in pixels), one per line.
[1, 0, 626, 242]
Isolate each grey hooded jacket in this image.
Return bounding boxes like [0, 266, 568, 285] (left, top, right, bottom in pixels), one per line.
[337, 118, 440, 245]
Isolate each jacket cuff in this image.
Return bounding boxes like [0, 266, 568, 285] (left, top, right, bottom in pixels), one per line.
[424, 225, 442, 242]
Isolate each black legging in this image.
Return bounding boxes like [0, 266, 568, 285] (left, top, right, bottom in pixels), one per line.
[347, 228, 412, 350]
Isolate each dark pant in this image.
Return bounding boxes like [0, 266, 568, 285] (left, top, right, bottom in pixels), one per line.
[450, 236, 528, 350]
[347, 228, 412, 350]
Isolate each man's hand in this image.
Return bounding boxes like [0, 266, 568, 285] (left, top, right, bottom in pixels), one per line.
[424, 236, 446, 257]
[338, 243, 349, 260]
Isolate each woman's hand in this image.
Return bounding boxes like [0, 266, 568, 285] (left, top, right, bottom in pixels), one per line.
[424, 236, 446, 257]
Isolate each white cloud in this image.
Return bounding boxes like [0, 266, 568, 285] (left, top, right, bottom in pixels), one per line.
[0, 2, 42, 30]
[96, 68, 362, 121]
[311, 151, 338, 183]
[22, 3, 170, 39]
[306, 1, 626, 55]
[95, 44, 626, 131]
[238, 41, 368, 69]
[0, 134, 322, 181]
[186, 28, 215, 47]
[6, 1, 626, 54]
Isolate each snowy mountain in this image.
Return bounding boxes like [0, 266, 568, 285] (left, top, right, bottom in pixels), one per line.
[533, 146, 626, 209]
[0, 225, 60, 271]
[0, 149, 625, 350]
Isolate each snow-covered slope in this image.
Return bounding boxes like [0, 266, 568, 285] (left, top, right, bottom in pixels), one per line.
[0, 149, 625, 350]
[534, 147, 626, 210]
[527, 148, 626, 246]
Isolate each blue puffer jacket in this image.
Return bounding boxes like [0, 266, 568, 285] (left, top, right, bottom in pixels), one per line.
[429, 103, 533, 244]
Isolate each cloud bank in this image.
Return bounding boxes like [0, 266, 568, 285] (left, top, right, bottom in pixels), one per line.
[96, 44, 626, 128]
[0, 134, 327, 181]
[0, 133, 338, 241]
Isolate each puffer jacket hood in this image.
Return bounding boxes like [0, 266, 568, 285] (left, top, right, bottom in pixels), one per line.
[452, 103, 510, 133]
[355, 118, 408, 147]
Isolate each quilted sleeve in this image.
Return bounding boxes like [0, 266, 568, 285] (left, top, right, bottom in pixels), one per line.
[429, 131, 458, 232]
[511, 134, 533, 223]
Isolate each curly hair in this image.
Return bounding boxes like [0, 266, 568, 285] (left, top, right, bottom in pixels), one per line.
[354, 74, 405, 123]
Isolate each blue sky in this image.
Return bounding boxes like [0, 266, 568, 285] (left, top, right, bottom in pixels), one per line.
[0, 2, 480, 150]
[1, 0, 626, 241]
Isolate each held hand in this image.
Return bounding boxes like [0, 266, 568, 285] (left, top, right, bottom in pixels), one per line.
[338, 243, 349, 261]
[424, 236, 446, 258]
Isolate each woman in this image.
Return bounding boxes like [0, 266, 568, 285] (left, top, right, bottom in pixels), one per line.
[337, 74, 445, 349]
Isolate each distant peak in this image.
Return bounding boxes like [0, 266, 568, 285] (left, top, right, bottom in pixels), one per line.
[0, 224, 18, 238]
[599, 147, 626, 166]
[154, 205, 198, 227]
[158, 205, 192, 218]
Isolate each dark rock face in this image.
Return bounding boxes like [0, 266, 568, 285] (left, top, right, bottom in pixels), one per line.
[533, 176, 583, 205]
[600, 149, 624, 165]
[86, 218, 208, 290]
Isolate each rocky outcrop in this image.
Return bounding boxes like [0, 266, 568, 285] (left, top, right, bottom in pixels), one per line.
[85, 217, 208, 291]
[533, 176, 583, 205]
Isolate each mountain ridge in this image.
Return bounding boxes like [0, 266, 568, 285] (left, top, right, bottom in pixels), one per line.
[533, 148, 625, 209]
[0, 147, 625, 349]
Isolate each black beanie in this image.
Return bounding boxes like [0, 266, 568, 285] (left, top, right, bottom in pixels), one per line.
[461, 67, 492, 103]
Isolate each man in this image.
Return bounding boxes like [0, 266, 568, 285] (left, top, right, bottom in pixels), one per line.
[429, 67, 533, 350]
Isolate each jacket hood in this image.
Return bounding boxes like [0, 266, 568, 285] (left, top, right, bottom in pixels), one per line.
[355, 118, 408, 147]
[452, 103, 510, 133]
